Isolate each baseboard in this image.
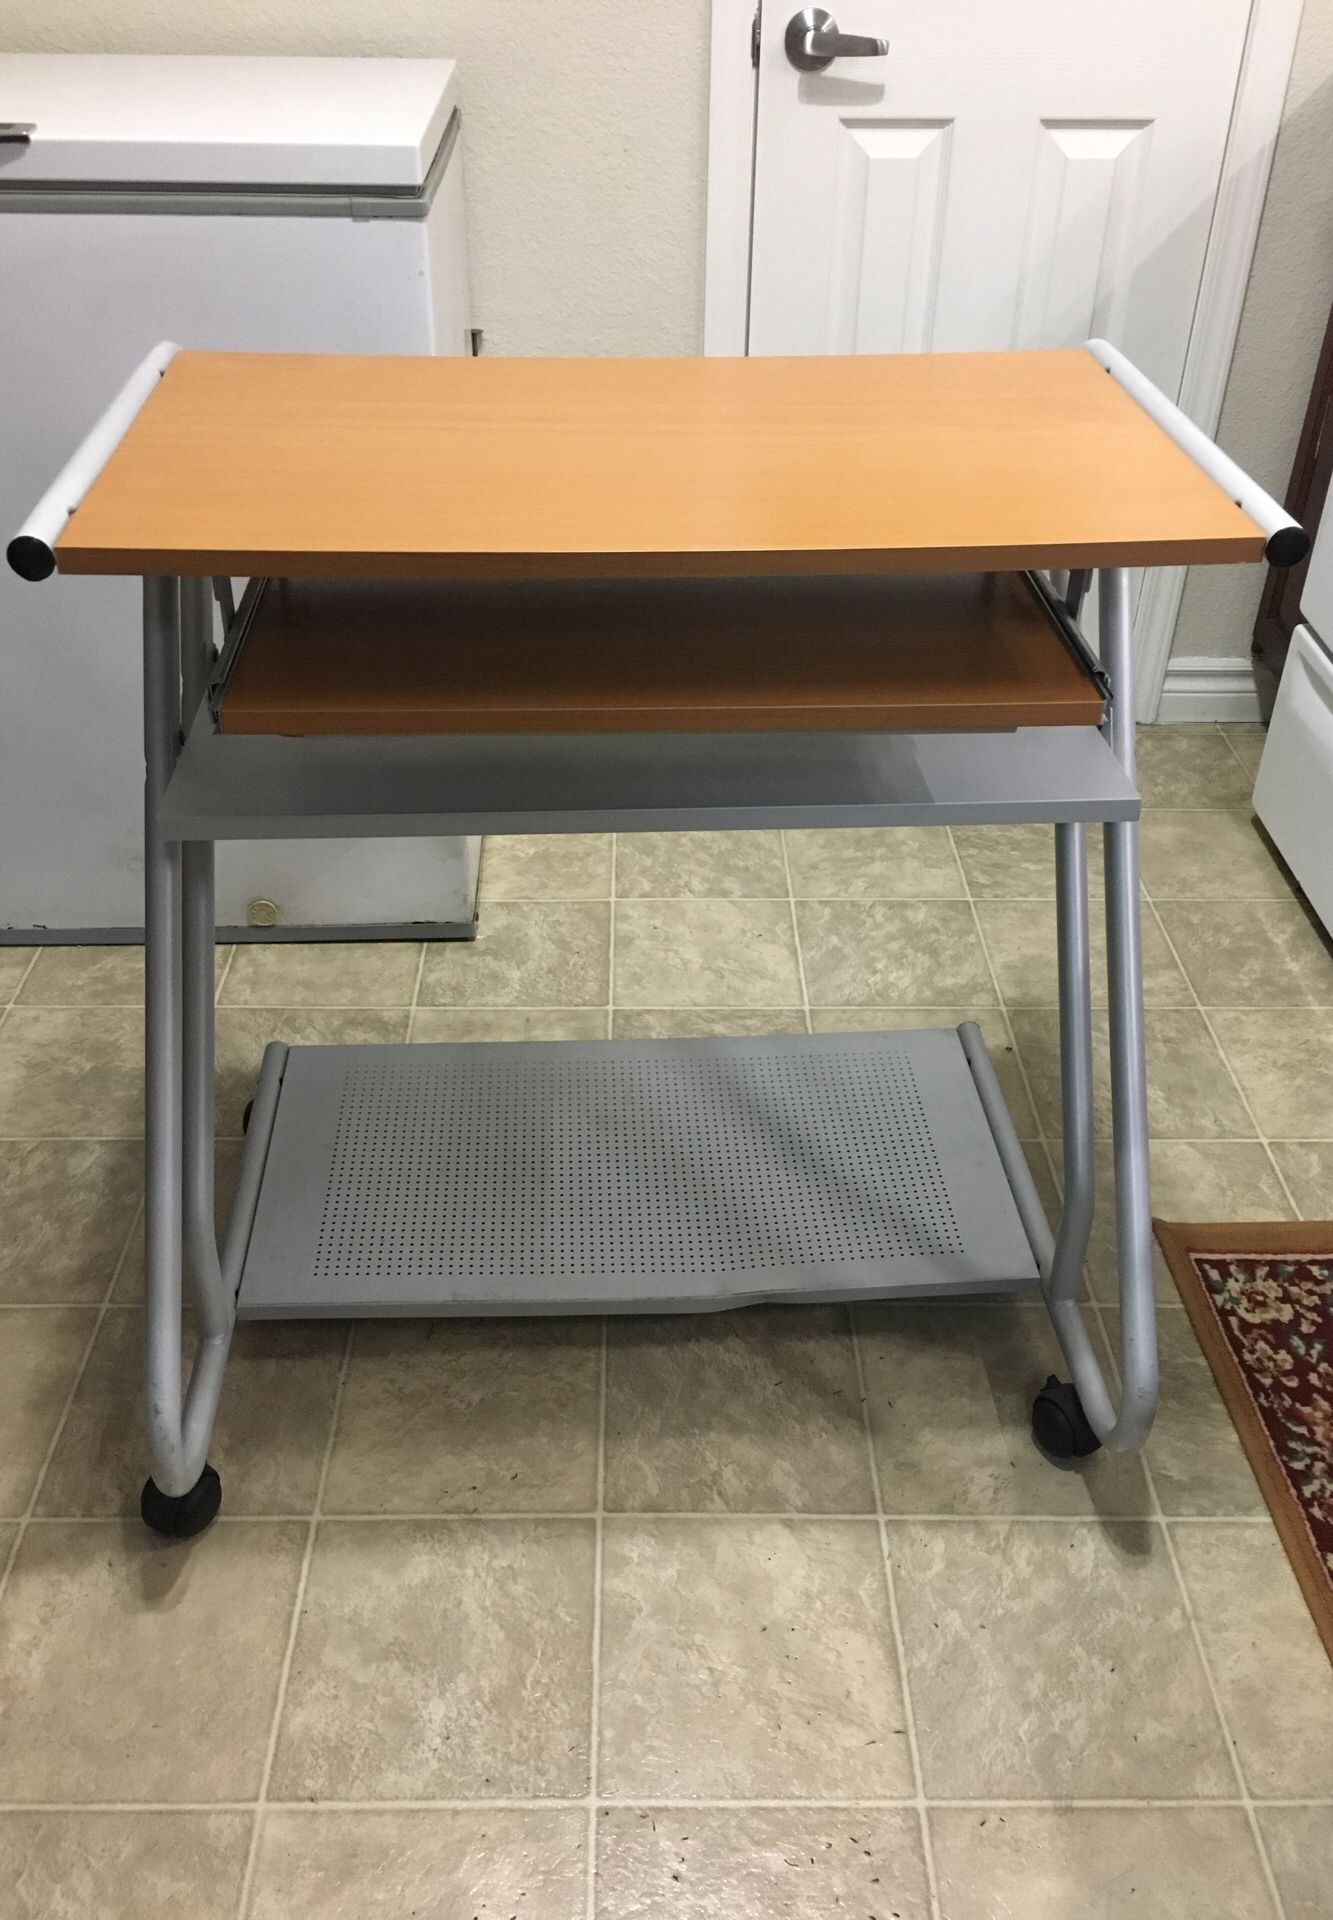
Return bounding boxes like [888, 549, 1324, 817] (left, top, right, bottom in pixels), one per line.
[1155, 655, 1263, 723]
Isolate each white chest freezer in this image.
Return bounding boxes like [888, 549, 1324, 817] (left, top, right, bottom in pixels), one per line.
[0, 53, 478, 938]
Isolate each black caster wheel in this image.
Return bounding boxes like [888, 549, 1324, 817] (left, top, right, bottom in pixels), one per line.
[140, 1464, 222, 1538]
[241, 1097, 254, 1134]
[1031, 1376, 1101, 1460]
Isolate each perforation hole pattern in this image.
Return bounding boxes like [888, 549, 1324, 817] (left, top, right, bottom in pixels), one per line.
[312, 1047, 963, 1285]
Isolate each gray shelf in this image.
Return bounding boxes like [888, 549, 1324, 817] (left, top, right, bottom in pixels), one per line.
[162, 723, 1137, 841]
[235, 1027, 1044, 1319]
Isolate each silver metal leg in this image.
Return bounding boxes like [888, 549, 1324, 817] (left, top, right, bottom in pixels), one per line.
[1045, 566, 1157, 1449]
[179, 578, 230, 1334]
[1047, 820, 1095, 1305]
[143, 575, 233, 1501]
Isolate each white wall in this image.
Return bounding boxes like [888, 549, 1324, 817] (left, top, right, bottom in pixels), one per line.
[0, 1, 712, 357]
[1172, 0, 1333, 663]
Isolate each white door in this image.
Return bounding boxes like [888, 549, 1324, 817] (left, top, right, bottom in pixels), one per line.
[749, 0, 1251, 396]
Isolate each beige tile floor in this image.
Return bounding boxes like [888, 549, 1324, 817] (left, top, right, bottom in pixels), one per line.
[0, 722, 1331, 1917]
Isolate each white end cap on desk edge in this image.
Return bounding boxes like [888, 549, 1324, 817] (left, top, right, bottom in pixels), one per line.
[7, 339, 179, 582]
[1084, 336, 1308, 569]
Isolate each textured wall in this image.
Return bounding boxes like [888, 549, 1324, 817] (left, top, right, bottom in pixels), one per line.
[1173, 0, 1333, 661]
[0, 0, 712, 357]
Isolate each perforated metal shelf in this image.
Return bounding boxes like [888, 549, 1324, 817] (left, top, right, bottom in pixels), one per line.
[234, 1028, 1043, 1318]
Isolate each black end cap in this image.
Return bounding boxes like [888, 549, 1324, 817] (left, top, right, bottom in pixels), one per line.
[1265, 523, 1311, 570]
[6, 535, 56, 582]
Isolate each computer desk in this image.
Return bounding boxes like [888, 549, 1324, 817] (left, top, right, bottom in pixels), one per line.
[8, 340, 1302, 1536]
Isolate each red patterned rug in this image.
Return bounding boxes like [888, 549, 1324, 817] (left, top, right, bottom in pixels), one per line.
[1155, 1220, 1333, 1664]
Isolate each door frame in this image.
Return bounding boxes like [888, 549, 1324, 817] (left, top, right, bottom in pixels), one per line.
[704, 0, 1304, 720]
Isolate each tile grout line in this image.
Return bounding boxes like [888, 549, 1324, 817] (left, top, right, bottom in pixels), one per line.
[13, 1507, 1285, 1526]
[606, 835, 616, 1038]
[404, 938, 429, 1043]
[584, 1316, 608, 1919]
[213, 943, 237, 1006]
[0, 1301, 142, 1313]
[0, 1793, 1327, 1815]
[849, 1314, 943, 1920]
[777, 832, 814, 1034]
[0, 1188, 143, 1610]
[56, 989, 1321, 1015]
[1087, 1291, 1291, 1920]
[3, 946, 42, 1015]
[1142, 896, 1305, 1220]
[1145, 1455, 1291, 1918]
[234, 1323, 354, 1920]
[1158, 1518, 1291, 1920]
[0, 945, 41, 1041]
[590, 1790, 1326, 1810]
[1215, 724, 1260, 778]
[0, 1123, 302, 1140]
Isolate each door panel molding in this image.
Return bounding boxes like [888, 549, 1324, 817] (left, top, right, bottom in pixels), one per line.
[704, 0, 1302, 720]
[827, 120, 952, 353]
[1011, 121, 1152, 352]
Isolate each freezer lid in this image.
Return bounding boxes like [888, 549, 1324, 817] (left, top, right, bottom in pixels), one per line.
[0, 53, 457, 190]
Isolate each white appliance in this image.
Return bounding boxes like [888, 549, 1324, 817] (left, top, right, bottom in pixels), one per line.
[1255, 500, 1333, 933]
[0, 53, 479, 938]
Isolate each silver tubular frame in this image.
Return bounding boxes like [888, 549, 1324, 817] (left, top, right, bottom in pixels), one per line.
[1044, 566, 1157, 1450]
[143, 574, 283, 1498]
[143, 576, 231, 1495]
[179, 579, 228, 1332]
[1048, 818, 1095, 1308]
[133, 563, 1160, 1487]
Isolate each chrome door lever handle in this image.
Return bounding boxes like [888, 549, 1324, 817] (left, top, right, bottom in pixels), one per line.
[807, 27, 890, 57]
[785, 9, 889, 73]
